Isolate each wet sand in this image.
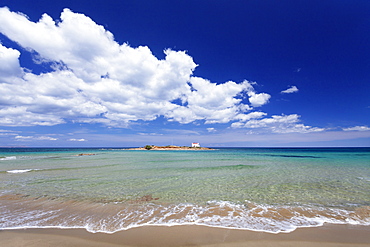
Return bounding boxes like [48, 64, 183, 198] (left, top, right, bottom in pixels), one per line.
[1, 224, 370, 247]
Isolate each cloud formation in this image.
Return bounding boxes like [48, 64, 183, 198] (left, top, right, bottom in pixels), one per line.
[0, 129, 18, 136]
[232, 114, 325, 133]
[0, 7, 270, 127]
[281, 86, 299, 94]
[15, 135, 58, 141]
[69, 138, 87, 142]
[343, 126, 370, 132]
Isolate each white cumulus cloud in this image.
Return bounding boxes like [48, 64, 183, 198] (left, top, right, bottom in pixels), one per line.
[69, 138, 87, 142]
[207, 128, 216, 133]
[0, 7, 271, 127]
[281, 86, 299, 94]
[247, 92, 271, 107]
[232, 114, 325, 133]
[0, 44, 23, 81]
[343, 126, 370, 132]
[15, 135, 58, 141]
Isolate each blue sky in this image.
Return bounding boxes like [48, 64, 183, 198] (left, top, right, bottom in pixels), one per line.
[0, 0, 369, 147]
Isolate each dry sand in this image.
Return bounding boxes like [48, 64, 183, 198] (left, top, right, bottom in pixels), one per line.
[1, 224, 370, 247]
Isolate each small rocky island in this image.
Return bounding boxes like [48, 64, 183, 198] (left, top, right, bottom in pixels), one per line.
[128, 145, 214, 151]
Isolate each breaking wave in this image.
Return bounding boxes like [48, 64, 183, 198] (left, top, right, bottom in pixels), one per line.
[0, 156, 16, 161]
[0, 195, 369, 234]
[6, 169, 41, 174]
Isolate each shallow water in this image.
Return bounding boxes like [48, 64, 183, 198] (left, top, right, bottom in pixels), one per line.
[1, 147, 369, 233]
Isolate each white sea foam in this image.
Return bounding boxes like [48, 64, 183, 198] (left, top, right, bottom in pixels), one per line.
[7, 169, 32, 173]
[1, 199, 368, 234]
[7, 169, 41, 173]
[0, 156, 16, 161]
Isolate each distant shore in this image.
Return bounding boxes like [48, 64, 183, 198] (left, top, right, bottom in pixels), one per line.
[127, 145, 214, 150]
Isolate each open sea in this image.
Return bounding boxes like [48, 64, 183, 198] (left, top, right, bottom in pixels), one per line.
[0, 147, 369, 234]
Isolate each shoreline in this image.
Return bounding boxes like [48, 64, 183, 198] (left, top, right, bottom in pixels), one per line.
[1, 224, 370, 247]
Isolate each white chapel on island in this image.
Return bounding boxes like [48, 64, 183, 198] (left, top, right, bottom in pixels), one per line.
[191, 143, 200, 148]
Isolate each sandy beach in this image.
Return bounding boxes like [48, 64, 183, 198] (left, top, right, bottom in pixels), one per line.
[1, 224, 370, 247]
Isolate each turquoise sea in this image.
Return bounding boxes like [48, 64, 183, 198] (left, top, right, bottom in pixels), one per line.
[0, 147, 369, 233]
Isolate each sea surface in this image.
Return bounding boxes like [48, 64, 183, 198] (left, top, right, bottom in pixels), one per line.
[0, 147, 369, 233]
